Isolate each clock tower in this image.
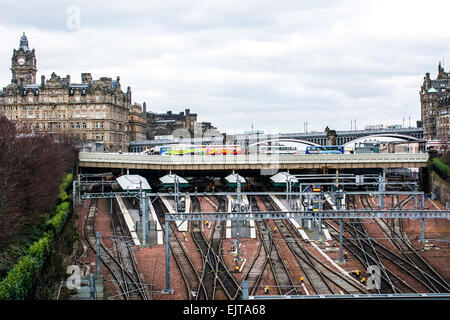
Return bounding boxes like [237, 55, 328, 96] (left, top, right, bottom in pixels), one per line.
[11, 32, 37, 86]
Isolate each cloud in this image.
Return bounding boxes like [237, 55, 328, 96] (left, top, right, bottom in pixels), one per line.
[1, 0, 450, 133]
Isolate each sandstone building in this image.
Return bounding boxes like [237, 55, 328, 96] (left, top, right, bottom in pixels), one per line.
[0, 33, 133, 152]
[129, 102, 146, 141]
[420, 63, 450, 143]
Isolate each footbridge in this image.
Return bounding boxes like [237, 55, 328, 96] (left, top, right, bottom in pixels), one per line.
[78, 152, 428, 171]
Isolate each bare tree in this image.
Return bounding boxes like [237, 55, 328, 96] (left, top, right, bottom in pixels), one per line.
[0, 117, 77, 243]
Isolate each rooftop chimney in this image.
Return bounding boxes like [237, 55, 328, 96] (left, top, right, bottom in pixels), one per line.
[81, 73, 92, 84]
[127, 86, 132, 105]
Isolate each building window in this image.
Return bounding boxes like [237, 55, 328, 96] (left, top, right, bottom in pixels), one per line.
[82, 122, 86, 128]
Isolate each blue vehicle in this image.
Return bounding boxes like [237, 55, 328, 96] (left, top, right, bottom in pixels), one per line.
[305, 146, 344, 154]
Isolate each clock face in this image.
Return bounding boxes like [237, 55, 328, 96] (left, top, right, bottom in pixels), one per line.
[17, 57, 25, 65]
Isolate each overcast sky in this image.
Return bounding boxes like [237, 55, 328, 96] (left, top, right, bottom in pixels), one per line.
[1, 0, 450, 134]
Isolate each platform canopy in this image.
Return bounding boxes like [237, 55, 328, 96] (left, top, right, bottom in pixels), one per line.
[225, 174, 246, 187]
[159, 174, 189, 188]
[116, 175, 151, 192]
[270, 172, 299, 187]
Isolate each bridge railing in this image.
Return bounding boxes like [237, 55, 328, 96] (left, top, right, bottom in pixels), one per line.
[79, 152, 429, 165]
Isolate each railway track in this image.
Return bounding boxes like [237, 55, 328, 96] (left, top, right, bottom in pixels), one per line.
[328, 195, 420, 293]
[83, 196, 147, 300]
[208, 196, 241, 299]
[191, 196, 241, 300]
[156, 195, 241, 300]
[152, 197, 207, 300]
[241, 196, 268, 295]
[323, 197, 406, 293]
[350, 195, 399, 293]
[253, 196, 297, 295]
[325, 218, 421, 294]
[264, 196, 368, 295]
[110, 198, 148, 300]
[376, 195, 450, 293]
[190, 196, 217, 300]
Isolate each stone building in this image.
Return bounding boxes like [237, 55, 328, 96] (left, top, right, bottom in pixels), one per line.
[420, 63, 450, 143]
[144, 108, 221, 140]
[0, 33, 131, 152]
[145, 108, 198, 139]
[129, 102, 146, 141]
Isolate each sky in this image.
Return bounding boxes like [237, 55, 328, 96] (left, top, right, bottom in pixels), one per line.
[1, 0, 450, 135]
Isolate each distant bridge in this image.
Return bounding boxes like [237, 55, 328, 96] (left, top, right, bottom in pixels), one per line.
[236, 128, 423, 147]
[129, 128, 423, 152]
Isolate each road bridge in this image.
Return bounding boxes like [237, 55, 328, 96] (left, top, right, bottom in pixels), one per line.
[78, 152, 428, 171]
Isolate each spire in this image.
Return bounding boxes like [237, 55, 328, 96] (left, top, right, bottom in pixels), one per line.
[19, 32, 29, 51]
[439, 60, 445, 73]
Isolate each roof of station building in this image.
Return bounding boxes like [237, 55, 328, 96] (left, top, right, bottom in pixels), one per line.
[116, 175, 151, 191]
[159, 174, 189, 186]
[270, 172, 299, 184]
[225, 174, 246, 184]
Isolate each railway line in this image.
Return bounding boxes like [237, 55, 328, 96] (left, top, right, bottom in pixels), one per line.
[251, 196, 297, 295]
[110, 199, 148, 299]
[241, 196, 268, 295]
[326, 194, 445, 293]
[190, 196, 217, 300]
[152, 197, 207, 300]
[154, 195, 240, 300]
[373, 195, 450, 293]
[192, 195, 241, 300]
[83, 195, 147, 300]
[209, 196, 242, 299]
[263, 196, 368, 295]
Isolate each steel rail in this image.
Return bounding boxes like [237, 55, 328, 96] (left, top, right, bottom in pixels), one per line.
[112, 199, 149, 300]
[83, 198, 127, 299]
[385, 195, 450, 292]
[256, 196, 297, 296]
[153, 197, 207, 300]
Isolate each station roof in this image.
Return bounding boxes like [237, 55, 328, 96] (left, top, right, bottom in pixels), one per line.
[116, 175, 151, 192]
[225, 174, 246, 186]
[159, 174, 189, 187]
[270, 172, 299, 186]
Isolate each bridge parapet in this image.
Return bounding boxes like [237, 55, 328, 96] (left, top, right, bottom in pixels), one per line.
[78, 152, 429, 170]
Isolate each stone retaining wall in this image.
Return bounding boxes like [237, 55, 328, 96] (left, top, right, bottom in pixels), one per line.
[430, 170, 450, 205]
